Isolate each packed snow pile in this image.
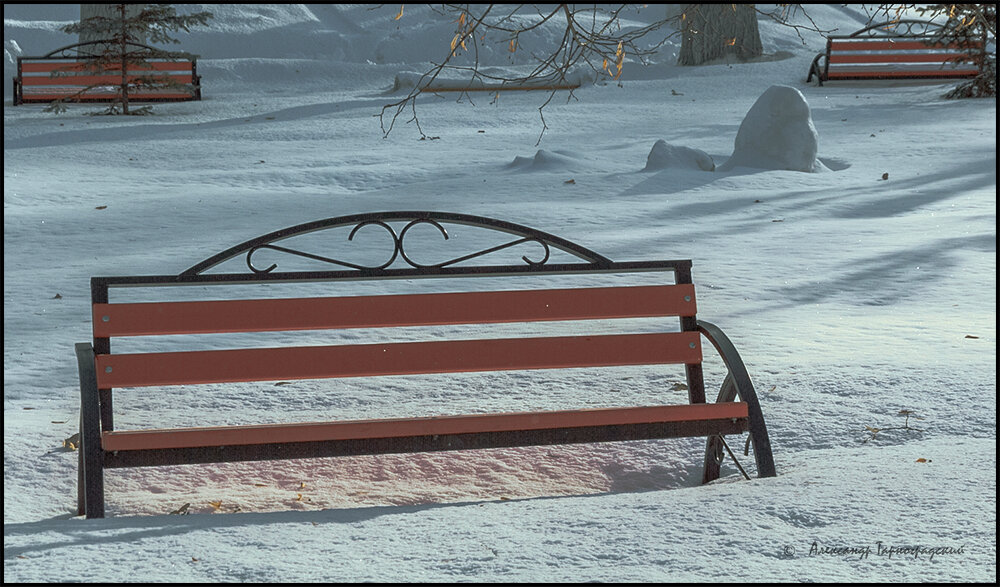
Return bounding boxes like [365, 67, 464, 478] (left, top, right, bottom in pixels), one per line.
[643, 140, 716, 172]
[390, 67, 599, 94]
[718, 84, 827, 173]
[506, 149, 586, 172]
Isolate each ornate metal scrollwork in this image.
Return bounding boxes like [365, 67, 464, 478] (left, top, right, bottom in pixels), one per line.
[181, 211, 611, 277]
[41, 41, 163, 60]
[396, 218, 550, 268]
[851, 19, 945, 38]
[245, 220, 400, 274]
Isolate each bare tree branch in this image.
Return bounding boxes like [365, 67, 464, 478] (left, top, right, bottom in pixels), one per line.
[377, 4, 845, 141]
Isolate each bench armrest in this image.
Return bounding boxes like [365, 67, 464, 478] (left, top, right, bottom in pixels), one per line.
[806, 51, 827, 84]
[697, 320, 777, 480]
[75, 342, 105, 518]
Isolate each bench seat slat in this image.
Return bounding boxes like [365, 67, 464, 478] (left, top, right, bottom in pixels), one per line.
[96, 332, 702, 388]
[93, 285, 696, 337]
[101, 402, 749, 451]
[20, 92, 197, 102]
[826, 68, 979, 79]
[827, 62, 979, 72]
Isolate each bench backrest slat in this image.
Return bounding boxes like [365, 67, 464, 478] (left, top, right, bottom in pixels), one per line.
[20, 73, 197, 87]
[20, 60, 194, 74]
[828, 51, 980, 65]
[93, 284, 695, 337]
[828, 39, 981, 52]
[95, 331, 702, 388]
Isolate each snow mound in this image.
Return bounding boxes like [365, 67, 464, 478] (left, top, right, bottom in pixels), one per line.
[391, 67, 597, 93]
[506, 149, 584, 172]
[718, 85, 828, 173]
[4, 40, 22, 66]
[196, 4, 320, 35]
[643, 140, 715, 172]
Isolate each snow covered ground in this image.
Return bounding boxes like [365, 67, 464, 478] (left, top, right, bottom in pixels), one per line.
[4, 4, 996, 582]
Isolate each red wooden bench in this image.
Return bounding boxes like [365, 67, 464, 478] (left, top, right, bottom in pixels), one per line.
[75, 211, 776, 518]
[807, 19, 983, 86]
[13, 41, 200, 106]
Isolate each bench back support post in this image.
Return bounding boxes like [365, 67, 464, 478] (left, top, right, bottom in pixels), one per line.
[821, 38, 832, 85]
[91, 278, 114, 431]
[75, 343, 105, 518]
[14, 58, 24, 105]
[192, 61, 201, 101]
[674, 264, 707, 404]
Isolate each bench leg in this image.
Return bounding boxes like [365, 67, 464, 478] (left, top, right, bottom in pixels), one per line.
[697, 321, 777, 482]
[76, 343, 105, 518]
[807, 52, 827, 86]
[77, 413, 86, 516]
[701, 373, 737, 483]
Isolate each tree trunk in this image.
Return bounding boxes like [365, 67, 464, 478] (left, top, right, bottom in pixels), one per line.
[677, 4, 763, 66]
[79, 4, 146, 46]
[118, 4, 129, 114]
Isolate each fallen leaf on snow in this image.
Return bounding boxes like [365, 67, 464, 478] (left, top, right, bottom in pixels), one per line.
[63, 433, 80, 450]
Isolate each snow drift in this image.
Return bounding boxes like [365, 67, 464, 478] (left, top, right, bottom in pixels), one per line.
[644, 140, 716, 172]
[718, 84, 827, 172]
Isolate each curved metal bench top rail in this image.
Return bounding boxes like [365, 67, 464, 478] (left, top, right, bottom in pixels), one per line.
[95, 211, 690, 288]
[846, 19, 949, 38]
[35, 40, 175, 60]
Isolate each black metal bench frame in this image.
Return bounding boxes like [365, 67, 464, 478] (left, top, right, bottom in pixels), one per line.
[12, 41, 201, 106]
[75, 211, 776, 518]
[807, 19, 984, 86]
